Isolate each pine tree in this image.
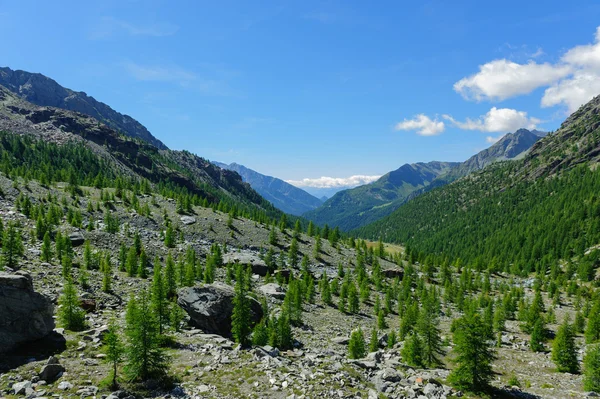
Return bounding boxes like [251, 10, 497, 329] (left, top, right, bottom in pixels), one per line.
[137, 249, 148, 278]
[417, 303, 444, 367]
[2, 223, 24, 268]
[402, 333, 424, 368]
[530, 317, 546, 352]
[118, 242, 127, 272]
[586, 301, 600, 344]
[584, 344, 600, 392]
[164, 225, 175, 248]
[103, 316, 124, 390]
[269, 227, 278, 246]
[448, 313, 495, 392]
[552, 319, 579, 373]
[151, 260, 169, 335]
[124, 291, 169, 381]
[288, 238, 299, 268]
[41, 231, 53, 262]
[101, 255, 112, 293]
[348, 281, 359, 314]
[348, 328, 365, 359]
[58, 278, 86, 331]
[231, 266, 251, 346]
[125, 246, 137, 278]
[369, 326, 379, 352]
[320, 271, 332, 305]
[164, 253, 177, 298]
[377, 309, 387, 329]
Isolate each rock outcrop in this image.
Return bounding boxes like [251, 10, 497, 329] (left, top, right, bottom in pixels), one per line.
[0, 272, 55, 353]
[177, 282, 263, 337]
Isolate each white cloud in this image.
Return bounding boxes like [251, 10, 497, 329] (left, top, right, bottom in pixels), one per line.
[443, 107, 540, 133]
[394, 114, 445, 136]
[286, 175, 381, 189]
[541, 27, 600, 112]
[453, 59, 571, 101]
[454, 26, 600, 113]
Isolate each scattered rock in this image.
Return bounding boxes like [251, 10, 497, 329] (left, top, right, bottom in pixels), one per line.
[223, 252, 269, 276]
[381, 268, 404, 279]
[38, 356, 65, 383]
[180, 216, 196, 225]
[177, 282, 263, 337]
[12, 380, 32, 395]
[57, 381, 73, 391]
[258, 283, 286, 299]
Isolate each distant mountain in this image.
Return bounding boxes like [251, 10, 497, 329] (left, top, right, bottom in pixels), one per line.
[213, 162, 323, 216]
[298, 186, 352, 200]
[354, 96, 600, 272]
[303, 161, 458, 231]
[0, 67, 167, 149]
[305, 128, 545, 231]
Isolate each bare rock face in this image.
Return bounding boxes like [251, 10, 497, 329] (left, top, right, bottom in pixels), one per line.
[177, 282, 263, 338]
[0, 272, 55, 353]
[222, 252, 269, 276]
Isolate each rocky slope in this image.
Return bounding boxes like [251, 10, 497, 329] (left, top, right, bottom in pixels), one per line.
[214, 162, 323, 216]
[0, 67, 167, 149]
[0, 84, 280, 218]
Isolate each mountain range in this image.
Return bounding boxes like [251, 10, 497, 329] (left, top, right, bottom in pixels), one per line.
[213, 162, 323, 216]
[303, 128, 546, 231]
[0, 67, 167, 149]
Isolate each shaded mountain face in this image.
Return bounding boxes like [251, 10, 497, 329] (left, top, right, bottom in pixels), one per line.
[354, 94, 600, 271]
[0, 67, 167, 149]
[303, 161, 458, 231]
[0, 84, 280, 217]
[213, 162, 322, 216]
[305, 129, 544, 232]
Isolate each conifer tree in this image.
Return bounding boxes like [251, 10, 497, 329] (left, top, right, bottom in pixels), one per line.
[320, 271, 332, 305]
[125, 246, 137, 278]
[377, 309, 387, 329]
[348, 328, 365, 359]
[552, 319, 579, 373]
[102, 255, 112, 293]
[584, 344, 600, 392]
[118, 242, 127, 272]
[252, 319, 269, 346]
[530, 317, 546, 352]
[138, 249, 148, 278]
[348, 281, 359, 314]
[164, 253, 177, 298]
[417, 302, 444, 367]
[448, 313, 495, 392]
[402, 332, 424, 368]
[269, 226, 278, 246]
[369, 326, 379, 352]
[288, 238, 299, 268]
[164, 225, 175, 248]
[41, 231, 52, 262]
[151, 260, 169, 335]
[103, 316, 124, 390]
[58, 278, 86, 331]
[2, 223, 23, 268]
[586, 301, 600, 344]
[124, 291, 169, 381]
[231, 266, 251, 346]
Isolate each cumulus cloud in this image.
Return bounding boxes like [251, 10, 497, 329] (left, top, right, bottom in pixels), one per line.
[394, 114, 445, 136]
[453, 60, 571, 102]
[541, 27, 600, 112]
[286, 175, 381, 189]
[443, 107, 540, 133]
[454, 26, 600, 113]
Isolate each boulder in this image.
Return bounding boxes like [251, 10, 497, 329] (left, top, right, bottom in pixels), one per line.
[223, 252, 269, 276]
[258, 283, 286, 300]
[177, 282, 263, 337]
[12, 381, 32, 395]
[0, 272, 55, 353]
[381, 268, 404, 279]
[180, 216, 196, 225]
[68, 231, 85, 247]
[39, 358, 65, 383]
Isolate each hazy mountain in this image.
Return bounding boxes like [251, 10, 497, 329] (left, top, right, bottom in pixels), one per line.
[305, 128, 545, 231]
[213, 162, 323, 216]
[303, 161, 458, 231]
[0, 67, 167, 149]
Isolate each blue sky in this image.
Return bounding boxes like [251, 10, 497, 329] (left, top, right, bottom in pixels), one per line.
[2, 0, 600, 192]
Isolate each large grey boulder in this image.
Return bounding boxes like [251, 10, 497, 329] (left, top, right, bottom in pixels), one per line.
[39, 356, 65, 383]
[68, 231, 85, 247]
[223, 252, 269, 276]
[258, 283, 286, 300]
[0, 272, 55, 353]
[177, 282, 263, 337]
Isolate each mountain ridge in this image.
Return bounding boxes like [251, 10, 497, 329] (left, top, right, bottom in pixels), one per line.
[213, 162, 323, 216]
[0, 67, 167, 149]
